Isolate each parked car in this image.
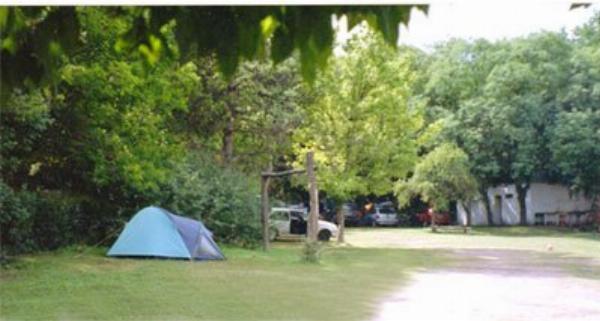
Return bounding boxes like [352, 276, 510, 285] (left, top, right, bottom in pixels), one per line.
[340, 203, 360, 226]
[285, 201, 336, 222]
[416, 209, 451, 226]
[370, 202, 400, 226]
[339, 203, 377, 226]
[269, 207, 339, 241]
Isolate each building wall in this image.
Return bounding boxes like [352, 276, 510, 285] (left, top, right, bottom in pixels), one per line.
[528, 183, 591, 214]
[457, 200, 488, 225]
[456, 183, 595, 226]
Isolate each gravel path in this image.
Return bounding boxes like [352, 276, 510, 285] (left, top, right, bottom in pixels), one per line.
[372, 249, 600, 321]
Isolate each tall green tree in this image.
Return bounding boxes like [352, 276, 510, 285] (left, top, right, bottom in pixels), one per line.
[1, 8, 199, 206]
[182, 57, 308, 173]
[294, 32, 423, 240]
[422, 39, 508, 224]
[477, 32, 571, 225]
[551, 13, 600, 202]
[0, 8, 202, 252]
[426, 32, 573, 225]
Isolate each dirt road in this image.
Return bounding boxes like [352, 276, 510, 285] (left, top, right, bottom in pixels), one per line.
[343, 229, 600, 321]
[372, 249, 600, 321]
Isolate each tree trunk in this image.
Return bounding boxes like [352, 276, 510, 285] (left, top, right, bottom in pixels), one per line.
[336, 206, 345, 243]
[306, 151, 319, 242]
[462, 201, 472, 227]
[260, 163, 272, 251]
[480, 187, 495, 226]
[516, 183, 530, 226]
[430, 206, 437, 233]
[221, 109, 235, 165]
[591, 195, 599, 233]
[461, 202, 473, 234]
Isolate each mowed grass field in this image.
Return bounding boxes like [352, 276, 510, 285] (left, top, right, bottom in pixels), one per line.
[1, 227, 598, 321]
[0, 244, 446, 321]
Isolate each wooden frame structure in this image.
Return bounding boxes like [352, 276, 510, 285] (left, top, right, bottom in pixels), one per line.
[260, 151, 318, 250]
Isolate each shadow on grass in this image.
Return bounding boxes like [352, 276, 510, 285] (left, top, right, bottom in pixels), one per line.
[445, 248, 600, 281]
[469, 226, 600, 241]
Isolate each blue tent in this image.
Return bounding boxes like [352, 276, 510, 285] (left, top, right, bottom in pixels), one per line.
[107, 206, 225, 260]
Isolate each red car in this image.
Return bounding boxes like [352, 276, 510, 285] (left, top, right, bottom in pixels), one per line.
[416, 209, 451, 226]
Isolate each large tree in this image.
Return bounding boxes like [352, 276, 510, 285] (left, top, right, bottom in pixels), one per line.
[293, 32, 423, 241]
[551, 13, 600, 203]
[477, 32, 571, 225]
[182, 57, 308, 172]
[422, 39, 507, 224]
[1, 8, 198, 203]
[0, 8, 201, 250]
[395, 143, 478, 231]
[426, 32, 573, 225]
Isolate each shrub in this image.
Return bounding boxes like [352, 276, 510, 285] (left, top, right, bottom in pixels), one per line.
[0, 180, 119, 255]
[301, 240, 323, 263]
[0, 181, 86, 255]
[0, 181, 36, 254]
[163, 156, 261, 247]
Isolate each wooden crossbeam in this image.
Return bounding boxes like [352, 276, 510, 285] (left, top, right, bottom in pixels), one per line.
[261, 168, 306, 177]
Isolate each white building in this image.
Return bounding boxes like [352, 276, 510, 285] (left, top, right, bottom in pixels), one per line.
[457, 183, 596, 226]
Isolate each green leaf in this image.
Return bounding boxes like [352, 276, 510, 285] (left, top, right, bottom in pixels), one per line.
[0, 7, 8, 29]
[271, 24, 294, 64]
[217, 44, 240, 80]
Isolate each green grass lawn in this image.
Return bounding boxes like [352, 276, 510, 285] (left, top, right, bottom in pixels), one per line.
[2, 227, 598, 321]
[0, 245, 446, 321]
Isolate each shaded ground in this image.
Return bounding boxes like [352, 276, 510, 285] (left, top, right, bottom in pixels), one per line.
[346, 227, 600, 259]
[347, 228, 600, 321]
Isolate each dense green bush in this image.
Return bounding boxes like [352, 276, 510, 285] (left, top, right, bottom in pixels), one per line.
[0, 156, 262, 254]
[0, 181, 36, 254]
[163, 156, 261, 247]
[0, 182, 84, 254]
[0, 180, 133, 255]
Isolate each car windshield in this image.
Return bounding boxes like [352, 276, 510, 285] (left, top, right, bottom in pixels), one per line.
[378, 205, 396, 214]
[291, 211, 305, 220]
[270, 211, 288, 221]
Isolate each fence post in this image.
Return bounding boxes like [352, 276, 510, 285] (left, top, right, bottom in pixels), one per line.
[307, 151, 319, 242]
[261, 162, 272, 250]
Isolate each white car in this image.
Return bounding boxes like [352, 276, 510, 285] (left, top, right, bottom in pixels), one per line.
[269, 207, 338, 242]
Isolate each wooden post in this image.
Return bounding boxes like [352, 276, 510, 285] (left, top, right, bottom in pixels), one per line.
[261, 163, 273, 251]
[306, 151, 319, 242]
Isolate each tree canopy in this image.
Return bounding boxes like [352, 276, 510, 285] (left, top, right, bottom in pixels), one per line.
[395, 143, 478, 212]
[421, 13, 600, 223]
[0, 6, 427, 99]
[293, 32, 423, 201]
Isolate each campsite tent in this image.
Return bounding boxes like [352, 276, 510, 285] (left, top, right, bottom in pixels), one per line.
[107, 206, 225, 260]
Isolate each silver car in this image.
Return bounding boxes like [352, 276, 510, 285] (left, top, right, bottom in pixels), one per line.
[372, 202, 399, 226]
